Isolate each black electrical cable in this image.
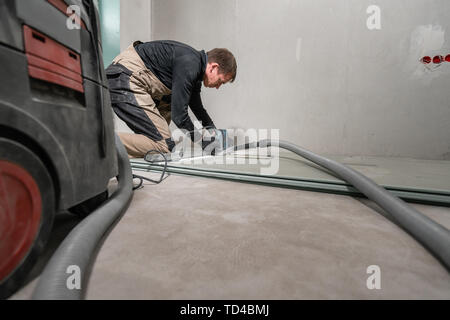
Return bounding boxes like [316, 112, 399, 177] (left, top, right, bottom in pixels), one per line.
[131, 129, 215, 190]
[132, 149, 169, 190]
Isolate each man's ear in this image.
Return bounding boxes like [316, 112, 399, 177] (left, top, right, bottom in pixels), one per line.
[210, 62, 220, 72]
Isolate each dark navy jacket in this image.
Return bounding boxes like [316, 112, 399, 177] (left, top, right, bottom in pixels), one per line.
[135, 40, 215, 133]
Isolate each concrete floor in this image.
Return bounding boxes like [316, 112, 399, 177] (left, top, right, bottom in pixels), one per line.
[10, 170, 450, 299]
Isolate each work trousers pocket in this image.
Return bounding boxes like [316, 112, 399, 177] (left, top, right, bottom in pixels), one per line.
[105, 63, 134, 103]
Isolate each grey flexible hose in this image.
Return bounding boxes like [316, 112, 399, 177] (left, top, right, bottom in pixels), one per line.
[235, 140, 450, 270]
[32, 135, 133, 299]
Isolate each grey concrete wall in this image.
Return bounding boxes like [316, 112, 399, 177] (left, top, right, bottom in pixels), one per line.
[150, 0, 450, 160]
[120, 0, 152, 51]
[115, 0, 153, 133]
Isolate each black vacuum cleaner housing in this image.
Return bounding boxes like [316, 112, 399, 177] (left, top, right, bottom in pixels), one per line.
[0, 0, 117, 298]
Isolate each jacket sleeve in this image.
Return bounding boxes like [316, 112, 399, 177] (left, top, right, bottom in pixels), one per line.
[189, 81, 216, 129]
[170, 57, 196, 136]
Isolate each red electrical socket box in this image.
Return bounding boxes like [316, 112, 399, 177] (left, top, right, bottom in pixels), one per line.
[23, 25, 84, 93]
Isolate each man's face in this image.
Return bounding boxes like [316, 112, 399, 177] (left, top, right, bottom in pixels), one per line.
[203, 63, 233, 89]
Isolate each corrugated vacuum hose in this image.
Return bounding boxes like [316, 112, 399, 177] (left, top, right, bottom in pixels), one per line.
[31, 135, 133, 299]
[31, 137, 449, 300]
[234, 140, 450, 270]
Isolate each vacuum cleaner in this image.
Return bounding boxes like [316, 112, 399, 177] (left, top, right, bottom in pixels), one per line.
[0, 0, 132, 299]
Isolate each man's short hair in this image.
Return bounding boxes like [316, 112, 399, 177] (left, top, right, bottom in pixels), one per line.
[207, 48, 237, 82]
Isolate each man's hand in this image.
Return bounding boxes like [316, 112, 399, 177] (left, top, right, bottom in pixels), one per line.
[188, 127, 215, 143]
[205, 126, 217, 137]
[185, 127, 220, 155]
[202, 136, 218, 156]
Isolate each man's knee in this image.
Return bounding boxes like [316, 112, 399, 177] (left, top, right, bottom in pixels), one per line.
[165, 138, 175, 152]
[149, 137, 175, 155]
[117, 132, 173, 158]
[154, 140, 170, 154]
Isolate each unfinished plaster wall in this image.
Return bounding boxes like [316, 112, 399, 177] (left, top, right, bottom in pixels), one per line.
[151, 0, 450, 159]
